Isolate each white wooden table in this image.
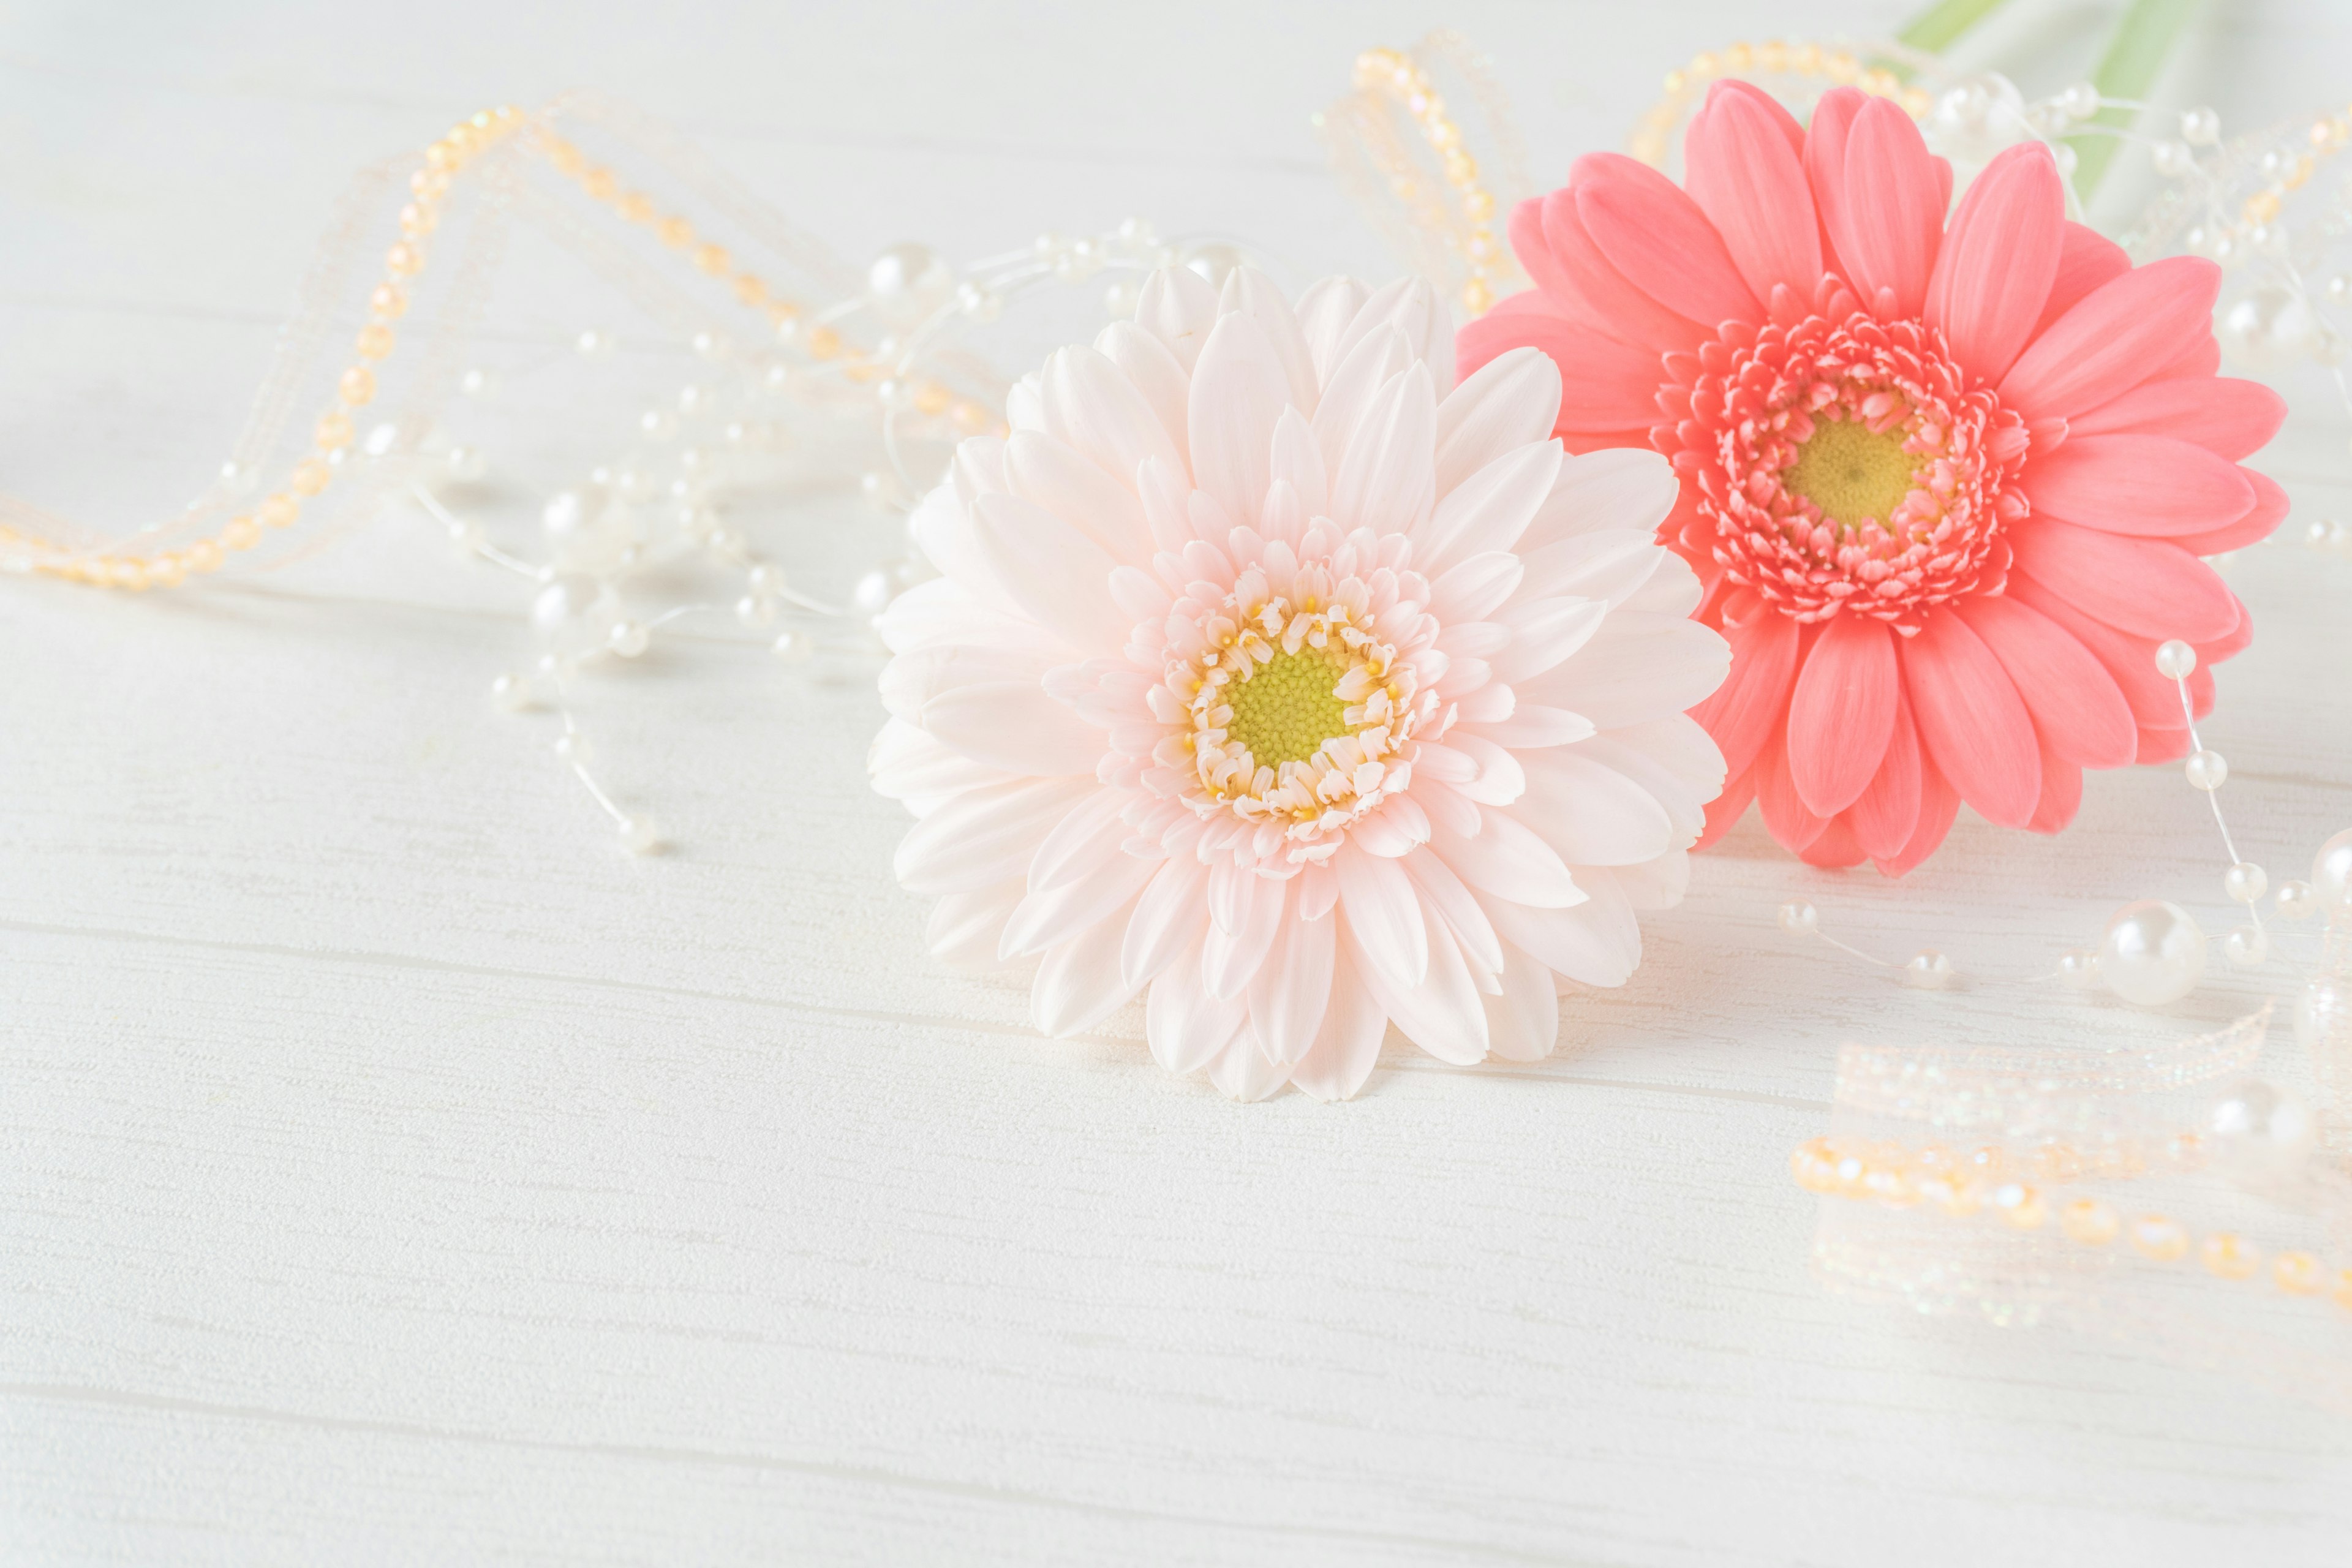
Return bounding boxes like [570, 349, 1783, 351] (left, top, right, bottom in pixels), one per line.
[7, 2, 2352, 1562]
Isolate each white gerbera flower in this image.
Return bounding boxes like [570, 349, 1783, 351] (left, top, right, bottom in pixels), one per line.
[871, 268, 1730, 1100]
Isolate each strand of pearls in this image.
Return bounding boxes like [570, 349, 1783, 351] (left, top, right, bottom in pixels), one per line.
[1321, 32, 1530, 318]
[1631, 39, 1937, 170]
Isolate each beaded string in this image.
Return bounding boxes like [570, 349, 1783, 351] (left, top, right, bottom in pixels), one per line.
[1630, 39, 1936, 169]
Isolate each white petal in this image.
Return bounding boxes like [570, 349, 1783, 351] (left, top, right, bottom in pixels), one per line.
[1619, 550, 1705, 618]
[1593, 715, 1728, 813]
[1028, 786, 1141, 892]
[921, 681, 1102, 776]
[1355, 913, 1486, 1065]
[1329, 363, 1436, 539]
[1519, 611, 1731, 729]
[1594, 851, 1691, 912]
[1435, 347, 1564, 495]
[1516, 749, 1678, 867]
[1520, 447, 1679, 551]
[1122, 856, 1210, 989]
[880, 641, 1058, 723]
[1399, 845, 1504, 978]
[908, 479, 1020, 617]
[1572, 729, 1720, 845]
[1485, 595, 1610, 686]
[1247, 900, 1335, 1064]
[1429, 551, 1523, 624]
[1136, 266, 1220, 372]
[971, 491, 1134, 654]
[879, 575, 1063, 658]
[1515, 529, 1668, 606]
[1203, 870, 1287, 1000]
[1310, 325, 1412, 478]
[1033, 887, 1150, 1036]
[1332, 843, 1429, 988]
[894, 777, 1093, 895]
[1417, 439, 1562, 575]
[1428, 809, 1585, 909]
[870, 718, 1004, 802]
[1041, 345, 1186, 488]
[1187, 312, 1292, 530]
[925, 878, 1026, 970]
[1205, 1028, 1292, 1101]
[1269, 406, 1329, 520]
[1480, 872, 1641, 988]
[1332, 276, 1450, 393]
[1095, 320, 1191, 459]
[1005, 429, 1152, 563]
[1221, 265, 1321, 415]
[1011, 845, 1162, 962]
[1146, 931, 1246, 1073]
[1482, 939, 1561, 1062]
[1294, 275, 1374, 381]
[1006, 373, 1046, 432]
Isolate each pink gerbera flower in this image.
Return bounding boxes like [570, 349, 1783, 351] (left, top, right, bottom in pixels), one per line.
[1461, 83, 2289, 874]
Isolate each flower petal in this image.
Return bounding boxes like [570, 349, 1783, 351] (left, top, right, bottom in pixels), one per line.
[1246, 894, 1335, 1064]
[1515, 749, 1678, 865]
[1900, 608, 2041, 828]
[1031, 888, 1150, 1036]
[1287, 938, 1387, 1101]
[1430, 551, 1525, 624]
[1954, 595, 2137, 769]
[1295, 276, 1373, 380]
[1204, 1028, 1291, 1102]
[1785, 612, 1899, 818]
[1005, 429, 1154, 562]
[1520, 448, 1679, 551]
[2067, 375, 2286, 460]
[971, 491, 1134, 653]
[1689, 609, 1801, 782]
[1001, 845, 1161, 961]
[1523, 610, 1732, 729]
[2034, 222, 2131, 337]
[1355, 914, 1488, 1065]
[2009, 521, 2241, 643]
[1573, 153, 1760, 330]
[1537, 185, 1708, 355]
[1221, 265, 1320, 415]
[1873, 754, 1960, 878]
[1482, 940, 1561, 1062]
[1329, 361, 1438, 538]
[1435, 346, 1564, 494]
[1417, 438, 1562, 575]
[1332, 843, 1429, 987]
[1429, 808, 1586, 909]
[1204, 867, 1287, 1000]
[1121, 856, 1210, 989]
[1187, 311, 1294, 530]
[1828, 94, 1947, 320]
[921, 681, 1102, 777]
[1145, 931, 1245, 1074]
[1847, 689, 1922, 861]
[1925, 141, 2065, 381]
[1400, 846, 1506, 978]
[2021, 433, 2255, 538]
[1684, 80, 1823, 302]
[2000, 256, 2222, 422]
[1311, 326, 1412, 483]
[1135, 265, 1219, 371]
[2171, 468, 2288, 556]
[894, 777, 1094, 896]
[1479, 870, 1640, 987]
[1094, 320, 1191, 459]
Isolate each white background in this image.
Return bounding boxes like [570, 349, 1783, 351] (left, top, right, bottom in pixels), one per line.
[6, 1, 2352, 1562]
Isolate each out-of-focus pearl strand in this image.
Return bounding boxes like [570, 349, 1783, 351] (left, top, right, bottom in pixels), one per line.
[1777, 640, 2347, 1010]
[1792, 1135, 2352, 1310]
[0, 107, 530, 589]
[1631, 39, 1937, 170]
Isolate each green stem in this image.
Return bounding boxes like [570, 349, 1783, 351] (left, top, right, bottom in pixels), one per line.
[2065, 0, 2204, 200]
[1896, 0, 2017, 53]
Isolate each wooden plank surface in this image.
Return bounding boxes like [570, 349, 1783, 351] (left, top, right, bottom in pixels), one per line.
[6, 2, 2352, 1562]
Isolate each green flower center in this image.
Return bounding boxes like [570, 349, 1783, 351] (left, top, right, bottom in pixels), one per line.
[1226, 646, 1355, 767]
[1783, 417, 1919, 529]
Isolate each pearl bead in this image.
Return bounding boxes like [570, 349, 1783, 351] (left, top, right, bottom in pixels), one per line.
[2152, 638, 2197, 679]
[490, 671, 532, 711]
[746, 562, 786, 598]
[2051, 142, 2078, 177]
[2223, 861, 2267, 903]
[2098, 899, 2206, 1006]
[2180, 106, 2221, 146]
[2311, 827, 2352, 912]
[1181, 241, 1246, 288]
[2275, 879, 2318, 919]
[616, 464, 657, 502]
[704, 527, 747, 562]
[533, 652, 577, 682]
[677, 384, 713, 417]
[1102, 278, 1141, 318]
[2056, 947, 2101, 990]
[608, 619, 650, 658]
[576, 328, 617, 359]
[541, 488, 598, 541]
[1899, 949, 1954, 990]
[639, 408, 680, 442]
[690, 331, 729, 361]
[2057, 80, 2100, 120]
[2199, 1232, 2261, 1280]
[445, 444, 486, 482]
[459, 366, 497, 398]
[735, 594, 777, 628]
[531, 574, 618, 652]
[772, 628, 815, 664]
[852, 568, 895, 615]
[2294, 976, 2352, 1061]
[2151, 139, 2196, 177]
[2130, 1214, 2190, 1261]
[364, 421, 400, 458]
[2184, 749, 2227, 791]
[1991, 1182, 2045, 1229]
[953, 281, 1003, 323]
[2059, 1197, 2120, 1245]
[618, 816, 664, 856]
[554, 731, 593, 764]
[2206, 1079, 2316, 1182]
[865, 242, 956, 327]
[2223, 925, 2269, 968]
[1774, 899, 1819, 936]
[2274, 1252, 2324, 1296]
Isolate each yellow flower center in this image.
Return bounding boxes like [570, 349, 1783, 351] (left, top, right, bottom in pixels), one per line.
[1225, 645, 1354, 766]
[1784, 417, 1919, 529]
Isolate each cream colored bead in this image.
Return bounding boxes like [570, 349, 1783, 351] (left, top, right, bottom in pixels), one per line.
[224, 516, 263, 551]
[1992, 1182, 2046, 1229]
[693, 242, 731, 277]
[315, 411, 356, 451]
[2130, 1214, 2190, 1261]
[802, 325, 842, 360]
[290, 459, 333, 498]
[656, 216, 694, 248]
[385, 243, 424, 278]
[339, 367, 377, 407]
[617, 191, 654, 224]
[369, 282, 407, 320]
[2199, 1232, 2261, 1280]
[398, 202, 437, 239]
[581, 166, 617, 202]
[187, 539, 225, 574]
[2274, 1251, 2324, 1295]
[258, 492, 300, 529]
[110, 557, 149, 590]
[2059, 1198, 2120, 1245]
[355, 323, 395, 361]
[148, 554, 188, 589]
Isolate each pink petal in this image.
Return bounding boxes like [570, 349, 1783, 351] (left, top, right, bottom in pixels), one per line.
[1481, 940, 1561, 1062]
[1537, 185, 1708, 356]
[1515, 750, 1677, 866]
[1689, 609, 1800, 782]
[1286, 939, 1387, 1101]
[1221, 265, 1320, 415]
[2022, 433, 2255, 538]
[1202, 868, 1286, 1000]
[1329, 362, 1438, 537]
[926, 881, 1023, 970]
[1784, 612, 1898, 818]
[894, 777, 1094, 896]
[1332, 843, 1429, 987]
[2009, 522, 2241, 643]
[1204, 1030, 1291, 1102]
[1428, 809, 1586, 910]
[1684, 80, 1823, 301]
[1031, 888, 1149, 1036]
[1006, 430, 1154, 563]
[971, 492, 1133, 653]
[1925, 141, 2065, 382]
[1355, 916, 1488, 1065]
[1754, 736, 1831, 853]
[1954, 595, 2136, 769]
[1479, 875, 1640, 987]
[1095, 321, 1191, 460]
[1506, 195, 1581, 306]
[1459, 296, 1666, 442]
[1900, 609, 2041, 828]
[1027, 786, 1142, 892]
[1136, 266, 1219, 372]
[1572, 154, 1760, 330]
[1042, 345, 1188, 486]
[2033, 222, 2131, 337]
[2007, 577, 2199, 729]
[2027, 737, 2082, 835]
[1145, 934, 1245, 1074]
[2172, 468, 2288, 556]
[2000, 256, 2223, 423]
[1694, 766, 1757, 851]
[1246, 894, 1334, 1064]
[1848, 692, 1923, 861]
[1872, 755, 1959, 878]
[2067, 375, 2287, 460]
[1436, 346, 1564, 494]
[1827, 95, 1947, 320]
[1803, 88, 1863, 284]
[1417, 439, 1562, 575]
[1796, 814, 1866, 869]
[1121, 857, 1210, 989]
[1187, 312, 1293, 530]
[1400, 848, 1505, 977]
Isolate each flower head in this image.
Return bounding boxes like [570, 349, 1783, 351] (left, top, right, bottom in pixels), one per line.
[873, 267, 1729, 1099]
[1461, 83, 2288, 874]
